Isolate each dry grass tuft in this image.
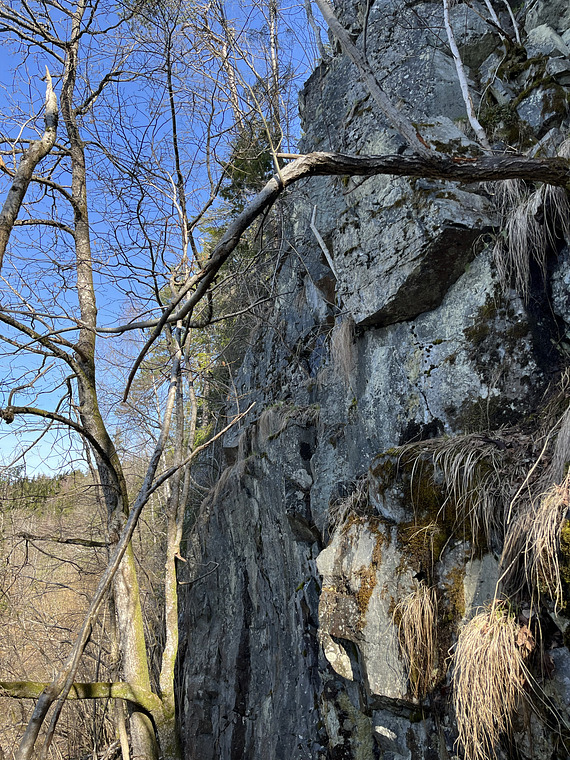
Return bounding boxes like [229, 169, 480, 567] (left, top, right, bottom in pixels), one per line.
[432, 435, 510, 544]
[498, 505, 533, 598]
[500, 397, 570, 602]
[330, 315, 356, 387]
[453, 605, 527, 760]
[394, 584, 438, 700]
[490, 140, 570, 300]
[399, 431, 527, 547]
[327, 474, 369, 529]
[523, 474, 570, 609]
[549, 403, 570, 483]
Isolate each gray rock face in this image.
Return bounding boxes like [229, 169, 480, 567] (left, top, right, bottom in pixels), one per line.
[179, 422, 326, 760]
[317, 518, 411, 701]
[525, 0, 570, 36]
[525, 23, 570, 57]
[332, 176, 496, 327]
[179, 1, 570, 758]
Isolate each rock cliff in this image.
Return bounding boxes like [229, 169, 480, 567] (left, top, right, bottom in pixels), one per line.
[179, 2, 570, 758]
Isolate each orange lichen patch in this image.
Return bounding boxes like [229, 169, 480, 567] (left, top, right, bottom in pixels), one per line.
[355, 565, 377, 624]
[354, 523, 386, 627]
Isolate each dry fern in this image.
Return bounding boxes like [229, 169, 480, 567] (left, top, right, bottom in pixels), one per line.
[453, 605, 527, 760]
[394, 584, 438, 700]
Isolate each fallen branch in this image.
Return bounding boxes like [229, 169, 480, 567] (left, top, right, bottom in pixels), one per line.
[113, 148, 569, 395]
[108, 149, 570, 341]
[0, 681, 162, 712]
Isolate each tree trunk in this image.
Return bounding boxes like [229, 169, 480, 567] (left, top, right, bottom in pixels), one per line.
[59, 4, 158, 757]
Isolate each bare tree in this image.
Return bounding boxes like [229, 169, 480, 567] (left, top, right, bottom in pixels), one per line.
[0, 0, 297, 757]
[0, 0, 569, 758]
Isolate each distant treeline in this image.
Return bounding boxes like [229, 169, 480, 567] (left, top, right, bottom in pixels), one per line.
[0, 467, 90, 513]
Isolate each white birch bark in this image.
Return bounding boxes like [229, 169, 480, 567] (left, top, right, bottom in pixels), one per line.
[442, 0, 492, 152]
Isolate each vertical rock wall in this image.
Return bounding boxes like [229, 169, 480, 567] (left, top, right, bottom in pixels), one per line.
[179, 2, 570, 757]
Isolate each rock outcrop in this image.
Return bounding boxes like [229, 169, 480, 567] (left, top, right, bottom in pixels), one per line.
[179, 1, 570, 758]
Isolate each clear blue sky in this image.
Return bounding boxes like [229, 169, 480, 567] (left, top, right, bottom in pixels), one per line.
[0, 0, 324, 475]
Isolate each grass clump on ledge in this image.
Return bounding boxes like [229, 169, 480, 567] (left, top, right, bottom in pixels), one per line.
[397, 430, 528, 549]
[452, 604, 531, 760]
[327, 474, 370, 530]
[501, 471, 570, 609]
[524, 474, 570, 611]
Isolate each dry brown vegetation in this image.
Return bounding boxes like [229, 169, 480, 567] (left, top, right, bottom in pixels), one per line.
[452, 605, 527, 760]
[500, 473, 570, 610]
[399, 430, 530, 547]
[394, 584, 438, 701]
[490, 139, 570, 300]
[330, 315, 356, 388]
[327, 474, 369, 530]
[388, 389, 570, 759]
[0, 473, 126, 758]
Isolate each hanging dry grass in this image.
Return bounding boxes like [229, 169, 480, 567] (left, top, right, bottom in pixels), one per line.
[498, 505, 533, 598]
[394, 584, 438, 700]
[548, 402, 570, 483]
[500, 397, 570, 601]
[523, 474, 570, 610]
[490, 140, 570, 300]
[399, 431, 527, 547]
[330, 315, 356, 387]
[328, 474, 369, 529]
[432, 435, 511, 544]
[453, 605, 527, 760]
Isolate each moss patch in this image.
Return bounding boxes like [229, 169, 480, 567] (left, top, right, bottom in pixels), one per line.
[443, 566, 466, 622]
[559, 520, 570, 623]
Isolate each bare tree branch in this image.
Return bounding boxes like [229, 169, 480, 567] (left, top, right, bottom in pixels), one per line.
[13, 218, 74, 234]
[16, 532, 110, 547]
[74, 69, 125, 117]
[0, 308, 78, 364]
[0, 681, 162, 712]
[442, 0, 492, 151]
[0, 405, 114, 467]
[0, 69, 58, 273]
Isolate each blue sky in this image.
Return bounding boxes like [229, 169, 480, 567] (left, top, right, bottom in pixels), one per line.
[0, 0, 324, 475]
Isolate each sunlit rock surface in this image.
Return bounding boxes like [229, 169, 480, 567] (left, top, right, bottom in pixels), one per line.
[180, 1, 570, 757]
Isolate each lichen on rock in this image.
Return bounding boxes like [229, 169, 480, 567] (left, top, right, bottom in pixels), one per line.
[179, 1, 570, 757]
